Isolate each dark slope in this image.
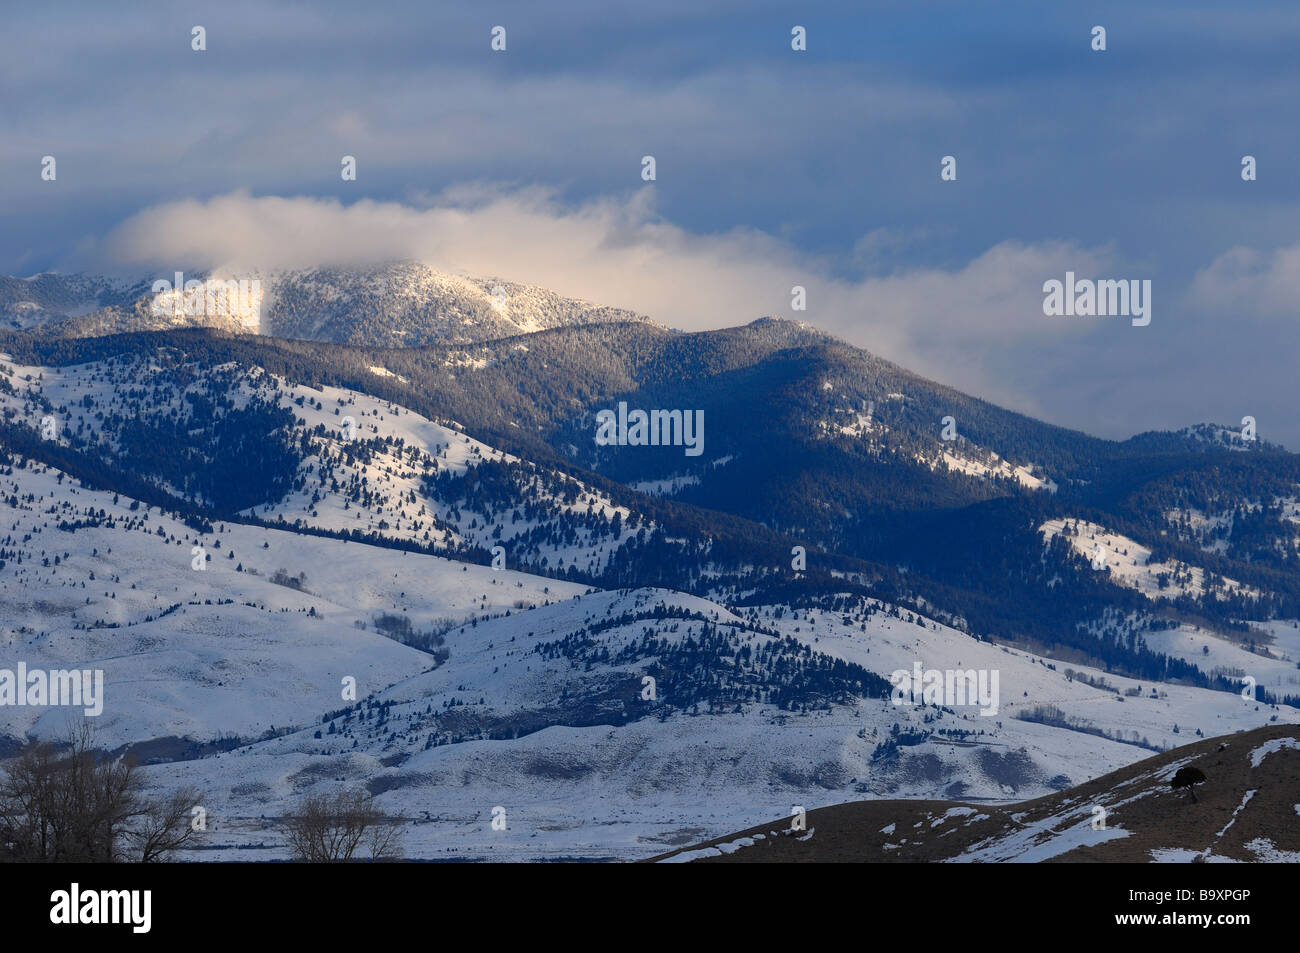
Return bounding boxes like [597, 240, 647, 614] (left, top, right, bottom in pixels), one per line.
[649, 724, 1300, 863]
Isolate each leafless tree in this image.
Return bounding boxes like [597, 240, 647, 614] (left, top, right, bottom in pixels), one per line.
[124, 785, 204, 863]
[284, 789, 403, 862]
[0, 725, 203, 862]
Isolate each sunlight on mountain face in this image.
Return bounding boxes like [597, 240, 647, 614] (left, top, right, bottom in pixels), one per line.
[147, 275, 264, 332]
[234, 278, 265, 332]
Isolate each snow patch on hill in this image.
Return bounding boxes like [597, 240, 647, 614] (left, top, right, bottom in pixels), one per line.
[1040, 518, 1260, 602]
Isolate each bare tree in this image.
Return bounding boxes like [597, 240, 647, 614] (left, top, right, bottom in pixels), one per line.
[285, 789, 403, 862]
[0, 725, 131, 861]
[0, 725, 203, 863]
[365, 813, 404, 863]
[124, 786, 204, 863]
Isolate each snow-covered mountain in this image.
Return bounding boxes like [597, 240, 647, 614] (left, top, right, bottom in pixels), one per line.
[0, 262, 651, 345]
[3, 273, 1300, 862]
[1, 445, 1291, 859]
[2, 341, 1297, 860]
[0, 273, 151, 330]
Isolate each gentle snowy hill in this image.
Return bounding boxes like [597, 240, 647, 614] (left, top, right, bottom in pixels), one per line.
[0, 455, 588, 748]
[0, 414, 1293, 860]
[126, 583, 1293, 861]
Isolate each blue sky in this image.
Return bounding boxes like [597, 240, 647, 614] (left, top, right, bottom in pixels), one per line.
[4, 1, 1300, 445]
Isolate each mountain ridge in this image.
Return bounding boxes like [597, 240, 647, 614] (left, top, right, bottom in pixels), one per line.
[0, 261, 656, 346]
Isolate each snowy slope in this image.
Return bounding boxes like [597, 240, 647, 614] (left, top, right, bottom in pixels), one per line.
[0, 456, 588, 746]
[2, 446, 1294, 860]
[0, 353, 647, 575]
[1040, 518, 1261, 601]
[130, 587, 1296, 860]
[0, 263, 651, 345]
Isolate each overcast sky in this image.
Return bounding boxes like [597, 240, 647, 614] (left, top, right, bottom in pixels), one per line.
[4, 1, 1300, 446]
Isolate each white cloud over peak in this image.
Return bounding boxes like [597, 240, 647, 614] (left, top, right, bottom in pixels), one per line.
[91, 187, 1297, 447]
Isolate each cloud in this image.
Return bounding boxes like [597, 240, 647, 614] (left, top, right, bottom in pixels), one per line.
[98, 187, 804, 325]
[6, 0, 1300, 447]
[1189, 244, 1300, 319]
[101, 187, 1099, 366]
[52, 186, 1300, 448]
[95, 187, 1138, 421]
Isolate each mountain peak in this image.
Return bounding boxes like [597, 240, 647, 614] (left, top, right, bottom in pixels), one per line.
[0, 261, 651, 346]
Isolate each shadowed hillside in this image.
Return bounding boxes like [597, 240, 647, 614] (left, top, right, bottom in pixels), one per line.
[651, 724, 1300, 863]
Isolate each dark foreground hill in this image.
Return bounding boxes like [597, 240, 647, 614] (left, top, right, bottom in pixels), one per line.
[650, 724, 1300, 863]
